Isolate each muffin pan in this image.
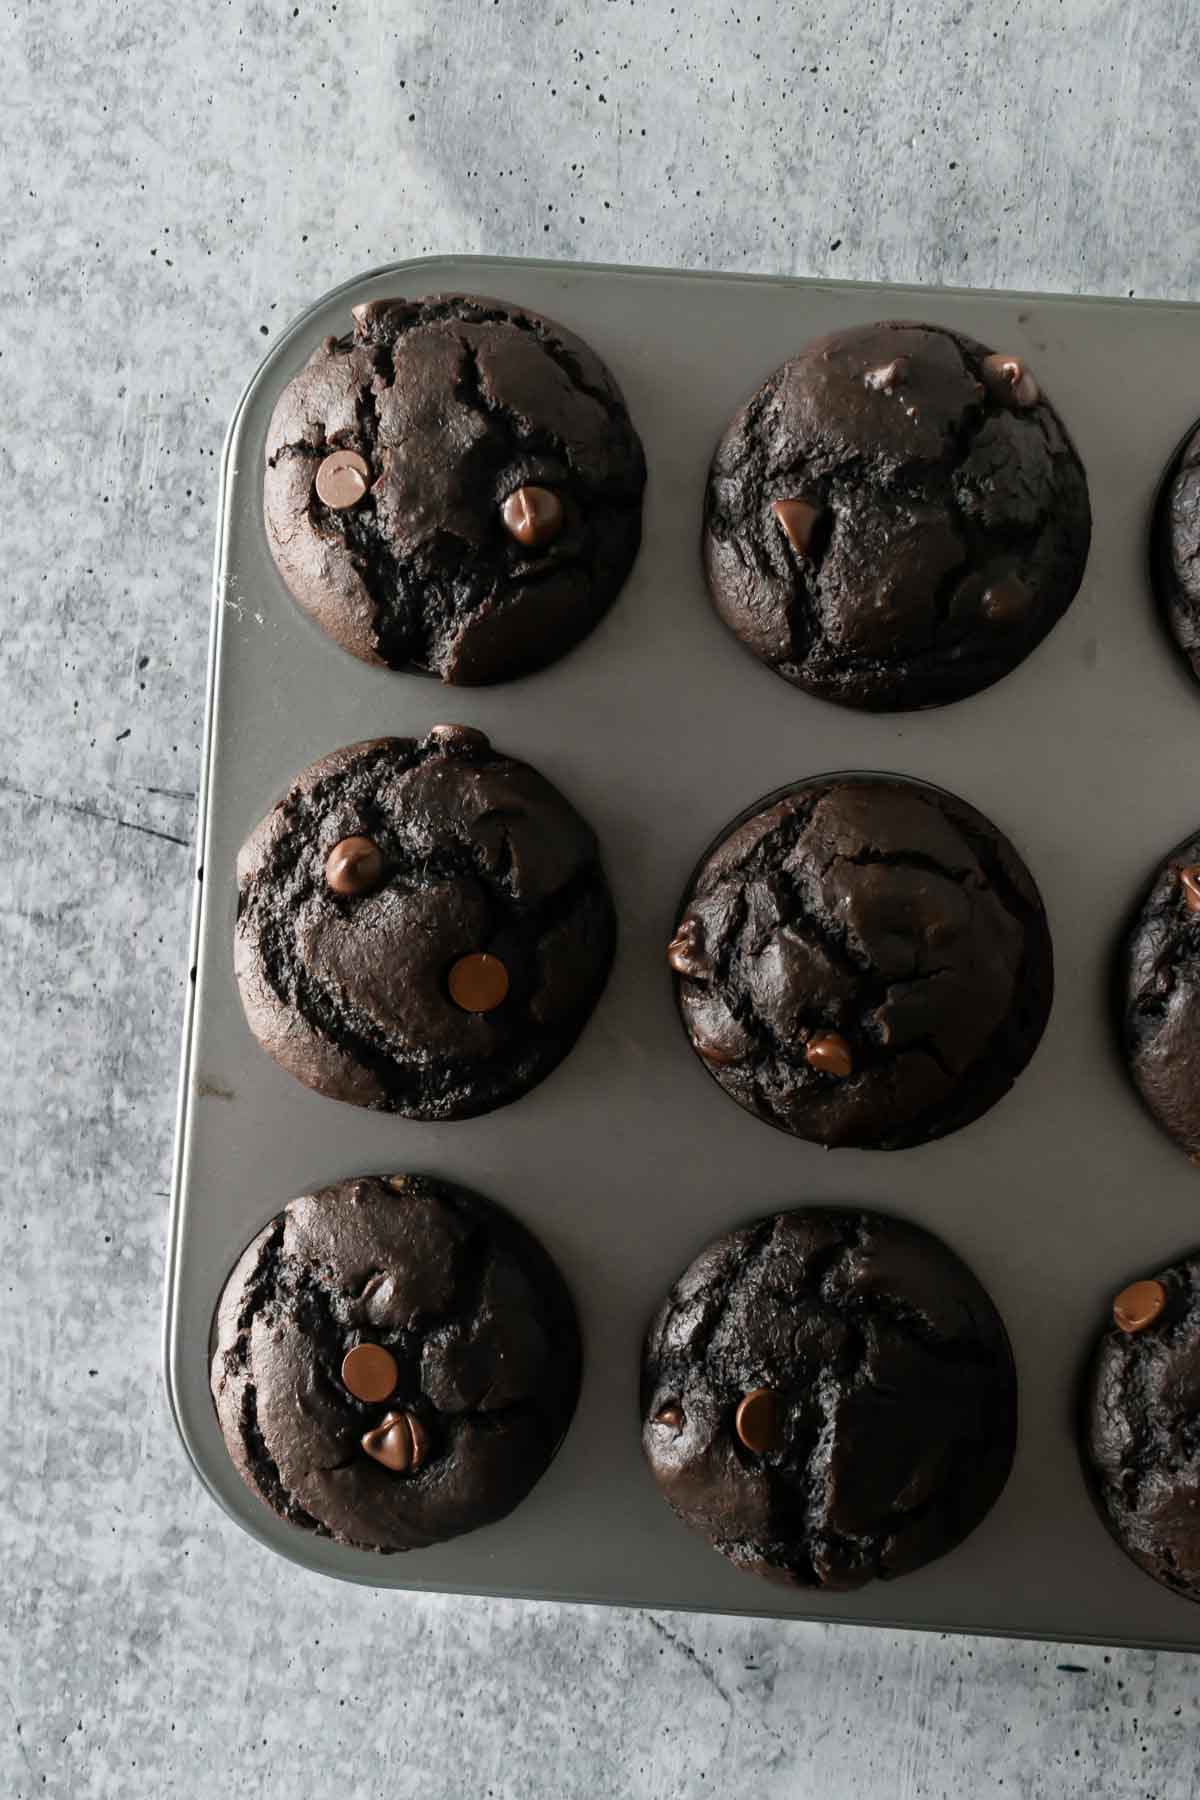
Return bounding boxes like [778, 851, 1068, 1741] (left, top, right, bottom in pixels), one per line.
[167, 254, 1200, 1647]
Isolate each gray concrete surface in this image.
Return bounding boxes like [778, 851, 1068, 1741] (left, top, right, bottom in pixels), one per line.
[4, 1, 1200, 1794]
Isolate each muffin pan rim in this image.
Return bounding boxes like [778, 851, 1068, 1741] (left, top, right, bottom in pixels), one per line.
[167, 253, 1200, 1649]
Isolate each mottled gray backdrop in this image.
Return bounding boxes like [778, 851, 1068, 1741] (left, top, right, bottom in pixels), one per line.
[4, 1, 1200, 1794]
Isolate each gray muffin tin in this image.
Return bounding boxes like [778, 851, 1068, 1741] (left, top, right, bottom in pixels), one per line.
[166, 254, 1200, 1648]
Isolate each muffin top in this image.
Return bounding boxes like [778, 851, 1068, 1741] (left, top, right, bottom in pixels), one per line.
[264, 293, 646, 684]
[235, 726, 616, 1120]
[1152, 419, 1200, 686]
[1085, 1251, 1200, 1602]
[1121, 824, 1200, 1161]
[703, 320, 1091, 711]
[642, 1208, 1017, 1589]
[212, 1174, 582, 1552]
[669, 774, 1052, 1150]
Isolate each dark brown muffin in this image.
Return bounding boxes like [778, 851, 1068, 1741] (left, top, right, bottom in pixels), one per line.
[235, 726, 616, 1120]
[211, 1174, 582, 1552]
[642, 1208, 1017, 1589]
[1084, 1253, 1200, 1602]
[1151, 419, 1200, 685]
[668, 773, 1053, 1150]
[703, 320, 1091, 711]
[263, 293, 646, 684]
[1120, 826, 1200, 1161]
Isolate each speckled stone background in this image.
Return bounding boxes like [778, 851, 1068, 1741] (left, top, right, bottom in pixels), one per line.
[5, 1, 1200, 1794]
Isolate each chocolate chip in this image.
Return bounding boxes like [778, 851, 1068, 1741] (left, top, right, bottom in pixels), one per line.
[980, 353, 1040, 409]
[653, 1405, 684, 1429]
[502, 485, 563, 548]
[689, 999, 753, 1068]
[315, 449, 371, 509]
[427, 723, 491, 753]
[360, 1409, 429, 1474]
[1179, 866, 1200, 914]
[1113, 1279, 1167, 1335]
[667, 917, 708, 980]
[341, 1343, 399, 1402]
[325, 835, 384, 897]
[735, 1386, 779, 1454]
[864, 356, 910, 393]
[805, 1031, 853, 1077]
[448, 952, 510, 1013]
[981, 574, 1032, 626]
[772, 498, 823, 559]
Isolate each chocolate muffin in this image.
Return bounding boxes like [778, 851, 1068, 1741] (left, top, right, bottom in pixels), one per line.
[1084, 1254, 1200, 1602]
[263, 293, 646, 683]
[668, 773, 1052, 1150]
[1120, 826, 1200, 1161]
[642, 1208, 1017, 1589]
[212, 1174, 581, 1552]
[703, 320, 1091, 711]
[1151, 420, 1200, 684]
[235, 726, 615, 1119]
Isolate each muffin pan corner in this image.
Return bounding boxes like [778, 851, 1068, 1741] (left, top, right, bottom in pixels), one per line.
[168, 254, 1200, 1647]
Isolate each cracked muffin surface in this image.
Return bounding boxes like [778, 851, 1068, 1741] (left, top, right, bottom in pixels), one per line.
[1084, 1251, 1200, 1602]
[234, 726, 616, 1120]
[263, 293, 646, 684]
[1152, 420, 1200, 686]
[668, 774, 1052, 1150]
[641, 1208, 1017, 1588]
[703, 320, 1091, 711]
[211, 1174, 582, 1552]
[1120, 825, 1200, 1161]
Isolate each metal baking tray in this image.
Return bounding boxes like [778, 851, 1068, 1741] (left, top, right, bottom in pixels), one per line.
[165, 254, 1200, 1648]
